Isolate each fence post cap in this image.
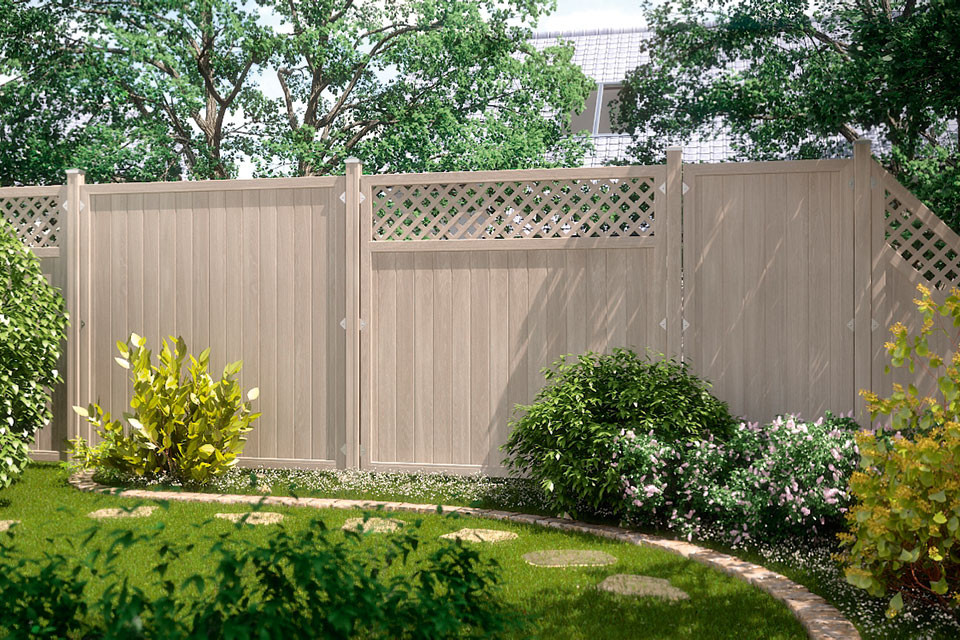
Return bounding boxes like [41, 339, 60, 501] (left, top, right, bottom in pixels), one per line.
[854, 138, 871, 146]
[65, 169, 85, 175]
[345, 157, 361, 164]
[666, 146, 683, 152]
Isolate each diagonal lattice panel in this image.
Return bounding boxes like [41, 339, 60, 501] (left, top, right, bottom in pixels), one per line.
[371, 177, 657, 241]
[883, 189, 960, 290]
[0, 195, 62, 248]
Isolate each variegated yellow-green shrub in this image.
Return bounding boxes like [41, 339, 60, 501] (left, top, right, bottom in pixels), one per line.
[69, 334, 260, 485]
[839, 284, 960, 616]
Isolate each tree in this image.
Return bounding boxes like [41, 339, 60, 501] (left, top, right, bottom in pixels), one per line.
[613, 0, 960, 230]
[0, 1, 181, 185]
[2, 0, 593, 182]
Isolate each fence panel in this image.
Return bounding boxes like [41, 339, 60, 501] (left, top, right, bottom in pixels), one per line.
[359, 166, 675, 474]
[0, 186, 68, 459]
[870, 162, 960, 411]
[683, 160, 855, 423]
[80, 179, 348, 468]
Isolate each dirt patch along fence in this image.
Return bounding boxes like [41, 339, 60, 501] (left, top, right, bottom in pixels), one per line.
[4, 140, 956, 473]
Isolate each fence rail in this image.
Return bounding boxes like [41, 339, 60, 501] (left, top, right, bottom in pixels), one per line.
[3, 141, 955, 472]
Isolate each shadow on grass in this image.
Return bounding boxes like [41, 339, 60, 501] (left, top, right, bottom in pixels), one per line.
[511, 560, 806, 640]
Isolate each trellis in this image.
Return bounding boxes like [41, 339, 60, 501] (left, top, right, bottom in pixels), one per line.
[0, 192, 63, 248]
[371, 177, 657, 242]
[882, 177, 960, 291]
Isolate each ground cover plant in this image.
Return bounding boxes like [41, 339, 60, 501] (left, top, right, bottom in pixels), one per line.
[0, 464, 807, 640]
[841, 284, 960, 617]
[69, 334, 260, 485]
[0, 219, 67, 488]
[501, 348, 736, 518]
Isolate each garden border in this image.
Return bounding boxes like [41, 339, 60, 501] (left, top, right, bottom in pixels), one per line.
[69, 471, 859, 640]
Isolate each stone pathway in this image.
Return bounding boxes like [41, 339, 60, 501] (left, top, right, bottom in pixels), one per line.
[598, 574, 689, 601]
[440, 528, 518, 543]
[68, 471, 860, 640]
[342, 516, 404, 533]
[215, 512, 284, 525]
[88, 506, 157, 519]
[523, 549, 618, 567]
[0, 519, 20, 532]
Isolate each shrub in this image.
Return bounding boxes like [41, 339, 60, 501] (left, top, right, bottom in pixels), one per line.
[0, 220, 67, 481]
[69, 334, 260, 485]
[617, 413, 861, 545]
[0, 426, 30, 490]
[840, 283, 960, 616]
[501, 348, 736, 517]
[0, 508, 520, 639]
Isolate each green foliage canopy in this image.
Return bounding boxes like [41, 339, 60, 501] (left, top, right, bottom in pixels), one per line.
[614, 0, 960, 230]
[0, 0, 594, 183]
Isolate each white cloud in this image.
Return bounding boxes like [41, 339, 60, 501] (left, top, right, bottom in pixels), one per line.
[536, 0, 649, 33]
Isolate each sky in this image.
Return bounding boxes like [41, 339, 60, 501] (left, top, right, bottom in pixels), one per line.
[537, 0, 648, 32]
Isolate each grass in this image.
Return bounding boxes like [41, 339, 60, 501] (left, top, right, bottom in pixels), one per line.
[99, 465, 960, 640]
[0, 464, 808, 640]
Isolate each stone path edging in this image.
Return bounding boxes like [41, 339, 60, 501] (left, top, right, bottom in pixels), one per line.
[69, 471, 859, 640]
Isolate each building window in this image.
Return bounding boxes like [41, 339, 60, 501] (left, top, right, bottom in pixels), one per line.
[596, 84, 622, 135]
[569, 85, 599, 135]
[568, 83, 623, 136]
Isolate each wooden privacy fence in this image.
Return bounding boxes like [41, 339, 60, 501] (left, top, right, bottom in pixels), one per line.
[3, 141, 957, 474]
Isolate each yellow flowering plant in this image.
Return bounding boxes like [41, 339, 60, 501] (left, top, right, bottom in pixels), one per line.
[839, 284, 960, 617]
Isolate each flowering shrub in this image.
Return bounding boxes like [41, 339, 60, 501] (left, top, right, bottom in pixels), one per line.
[501, 348, 735, 517]
[616, 412, 861, 545]
[841, 283, 960, 616]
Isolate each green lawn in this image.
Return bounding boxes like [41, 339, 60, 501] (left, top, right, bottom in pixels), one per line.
[97, 465, 960, 640]
[0, 465, 808, 640]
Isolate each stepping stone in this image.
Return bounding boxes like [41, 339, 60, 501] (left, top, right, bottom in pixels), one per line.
[598, 574, 690, 601]
[440, 528, 518, 543]
[88, 506, 157, 519]
[215, 512, 284, 525]
[523, 549, 617, 567]
[342, 517, 404, 533]
[0, 520, 20, 532]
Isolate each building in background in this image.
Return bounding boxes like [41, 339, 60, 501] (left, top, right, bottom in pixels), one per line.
[530, 27, 745, 166]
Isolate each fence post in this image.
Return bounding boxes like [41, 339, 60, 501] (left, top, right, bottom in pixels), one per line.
[853, 139, 873, 422]
[63, 169, 85, 450]
[665, 147, 683, 360]
[344, 158, 362, 470]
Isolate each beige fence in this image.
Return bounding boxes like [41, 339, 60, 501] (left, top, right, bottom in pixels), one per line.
[3, 141, 956, 472]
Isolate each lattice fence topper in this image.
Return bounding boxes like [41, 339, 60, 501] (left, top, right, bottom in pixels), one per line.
[0, 194, 62, 248]
[371, 177, 657, 241]
[883, 184, 960, 290]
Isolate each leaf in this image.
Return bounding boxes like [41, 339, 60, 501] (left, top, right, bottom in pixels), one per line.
[247, 387, 259, 401]
[72, 406, 89, 417]
[886, 592, 903, 618]
[198, 444, 215, 456]
[933, 511, 947, 524]
[114, 357, 130, 369]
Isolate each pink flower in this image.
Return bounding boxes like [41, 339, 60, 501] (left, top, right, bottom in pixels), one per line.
[644, 484, 661, 498]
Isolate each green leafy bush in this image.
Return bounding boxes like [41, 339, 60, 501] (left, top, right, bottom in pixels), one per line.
[841, 284, 960, 616]
[0, 426, 30, 490]
[0, 220, 67, 480]
[0, 507, 520, 639]
[69, 334, 260, 485]
[501, 348, 736, 517]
